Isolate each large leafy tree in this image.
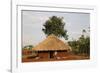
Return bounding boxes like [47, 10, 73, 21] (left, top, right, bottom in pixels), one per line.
[42, 16, 68, 40]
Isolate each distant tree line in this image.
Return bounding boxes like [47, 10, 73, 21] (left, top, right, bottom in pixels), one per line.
[68, 29, 90, 56]
[22, 45, 33, 50]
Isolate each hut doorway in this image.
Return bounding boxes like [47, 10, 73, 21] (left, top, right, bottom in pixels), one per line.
[49, 51, 54, 59]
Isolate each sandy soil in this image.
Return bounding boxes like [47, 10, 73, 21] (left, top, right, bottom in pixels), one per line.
[22, 54, 90, 63]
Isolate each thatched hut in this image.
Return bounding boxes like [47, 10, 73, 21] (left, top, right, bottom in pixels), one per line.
[32, 34, 72, 59]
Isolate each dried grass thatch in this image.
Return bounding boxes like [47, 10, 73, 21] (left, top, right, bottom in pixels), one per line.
[32, 34, 71, 51]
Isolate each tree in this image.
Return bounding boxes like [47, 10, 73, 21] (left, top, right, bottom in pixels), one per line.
[85, 37, 90, 55]
[78, 35, 90, 55]
[68, 40, 79, 54]
[23, 45, 33, 50]
[82, 29, 86, 36]
[42, 16, 68, 40]
[68, 29, 90, 55]
[78, 29, 90, 55]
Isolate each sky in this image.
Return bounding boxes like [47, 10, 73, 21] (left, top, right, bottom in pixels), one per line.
[22, 10, 90, 47]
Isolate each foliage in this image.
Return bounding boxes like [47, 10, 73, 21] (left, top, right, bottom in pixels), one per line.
[68, 29, 90, 55]
[42, 16, 68, 40]
[23, 45, 33, 50]
[68, 40, 79, 54]
[68, 36, 90, 55]
[78, 35, 90, 55]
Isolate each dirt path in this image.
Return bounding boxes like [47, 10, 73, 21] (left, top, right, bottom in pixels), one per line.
[22, 54, 90, 63]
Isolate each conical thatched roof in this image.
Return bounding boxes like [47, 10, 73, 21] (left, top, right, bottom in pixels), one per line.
[32, 34, 71, 51]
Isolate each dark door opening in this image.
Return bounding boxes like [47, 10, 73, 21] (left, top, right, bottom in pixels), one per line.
[49, 51, 54, 58]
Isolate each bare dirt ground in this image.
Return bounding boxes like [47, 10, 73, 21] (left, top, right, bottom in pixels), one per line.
[22, 54, 90, 63]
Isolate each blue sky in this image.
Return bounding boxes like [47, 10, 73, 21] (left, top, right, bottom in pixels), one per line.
[22, 10, 90, 47]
